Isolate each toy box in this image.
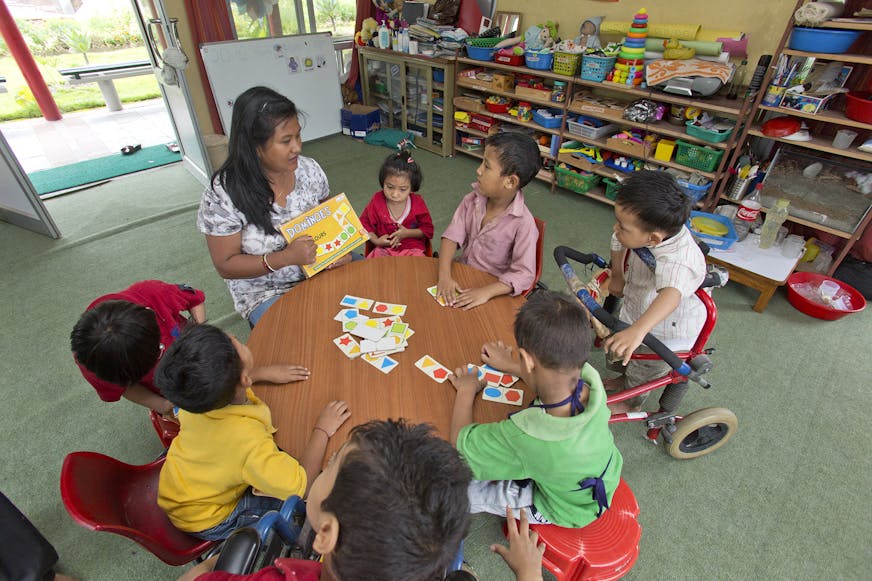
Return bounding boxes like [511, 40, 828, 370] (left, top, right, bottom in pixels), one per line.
[515, 85, 552, 101]
[492, 72, 515, 91]
[606, 136, 650, 158]
[470, 113, 497, 134]
[341, 105, 380, 138]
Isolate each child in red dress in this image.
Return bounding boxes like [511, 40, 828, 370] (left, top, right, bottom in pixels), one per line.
[360, 150, 434, 257]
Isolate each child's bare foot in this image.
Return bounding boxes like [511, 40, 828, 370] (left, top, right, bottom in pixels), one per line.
[608, 400, 641, 416]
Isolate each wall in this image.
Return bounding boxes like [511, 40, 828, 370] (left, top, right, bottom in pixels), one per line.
[495, 0, 799, 74]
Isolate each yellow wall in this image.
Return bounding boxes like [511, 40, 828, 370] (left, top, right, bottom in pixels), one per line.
[495, 0, 798, 72]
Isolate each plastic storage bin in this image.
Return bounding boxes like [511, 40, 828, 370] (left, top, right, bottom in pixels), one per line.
[555, 166, 601, 194]
[685, 121, 734, 144]
[567, 116, 616, 140]
[687, 210, 737, 250]
[603, 177, 621, 201]
[466, 45, 496, 61]
[788, 27, 861, 54]
[675, 178, 712, 203]
[675, 140, 724, 172]
[432, 69, 445, 83]
[552, 52, 582, 76]
[532, 109, 564, 128]
[525, 51, 554, 70]
[494, 52, 525, 66]
[580, 54, 617, 82]
[786, 272, 867, 320]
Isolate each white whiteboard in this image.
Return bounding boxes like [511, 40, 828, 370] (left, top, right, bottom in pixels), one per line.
[200, 33, 343, 141]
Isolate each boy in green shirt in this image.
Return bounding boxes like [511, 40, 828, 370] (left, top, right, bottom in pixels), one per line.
[450, 290, 622, 528]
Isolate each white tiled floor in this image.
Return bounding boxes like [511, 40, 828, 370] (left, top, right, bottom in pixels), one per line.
[1, 99, 175, 173]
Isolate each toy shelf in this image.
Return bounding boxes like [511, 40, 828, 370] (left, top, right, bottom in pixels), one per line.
[757, 105, 872, 131]
[781, 48, 872, 66]
[746, 127, 872, 164]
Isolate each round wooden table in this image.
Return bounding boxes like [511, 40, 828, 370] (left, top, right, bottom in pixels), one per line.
[248, 256, 530, 460]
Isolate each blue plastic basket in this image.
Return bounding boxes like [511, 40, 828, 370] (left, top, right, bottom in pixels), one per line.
[687, 211, 737, 250]
[676, 178, 712, 203]
[580, 54, 617, 82]
[466, 45, 495, 61]
[533, 108, 564, 128]
[525, 50, 553, 70]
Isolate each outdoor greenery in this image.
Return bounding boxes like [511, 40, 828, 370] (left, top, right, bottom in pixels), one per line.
[0, 48, 160, 122]
[231, 0, 356, 40]
[0, 11, 142, 58]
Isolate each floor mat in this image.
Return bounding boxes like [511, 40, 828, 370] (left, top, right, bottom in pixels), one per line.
[28, 144, 182, 196]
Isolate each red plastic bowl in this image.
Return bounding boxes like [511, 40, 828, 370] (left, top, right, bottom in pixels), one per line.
[786, 272, 866, 320]
[485, 101, 511, 114]
[845, 92, 872, 124]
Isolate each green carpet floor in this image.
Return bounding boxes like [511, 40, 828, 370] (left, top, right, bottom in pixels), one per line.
[1, 136, 870, 580]
[28, 144, 182, 196]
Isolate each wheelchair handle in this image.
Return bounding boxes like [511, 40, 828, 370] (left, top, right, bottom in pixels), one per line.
[554, 246, 706, 384]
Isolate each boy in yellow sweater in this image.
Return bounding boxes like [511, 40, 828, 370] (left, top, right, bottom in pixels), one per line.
[154, 324, 350, 541]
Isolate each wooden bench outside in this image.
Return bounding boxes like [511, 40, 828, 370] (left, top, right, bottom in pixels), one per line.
[58, 60, 154, 111]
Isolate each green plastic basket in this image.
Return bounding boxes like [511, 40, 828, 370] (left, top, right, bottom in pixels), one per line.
[552, 52, 582, 76]
[603, 177, 621, 201]
[556, 166, 601, 194]
[685, 121, 734, 144]
[675, 140, 724, 173]
[466, 36, 508, 48]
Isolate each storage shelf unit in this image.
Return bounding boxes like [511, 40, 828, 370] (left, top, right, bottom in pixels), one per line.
[452, 56, 751, 205]
[719, 0, 872, 276]
[358, 47, 455, 157]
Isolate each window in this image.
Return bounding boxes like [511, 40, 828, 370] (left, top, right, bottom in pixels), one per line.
[229, 0, 357, 40]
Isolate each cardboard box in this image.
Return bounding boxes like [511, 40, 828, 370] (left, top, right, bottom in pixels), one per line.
[453, 96, 486, 114]
[492, 73, 515, 91]
[515, 85, 552, 102]
[341, 105, 380, 138]
[569, 90, 626, 120]
[605, 136, 650, 158]
[470, 113, 496, 134]
[558, 151, 597, 172]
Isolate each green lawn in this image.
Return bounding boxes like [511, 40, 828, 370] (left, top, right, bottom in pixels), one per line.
[0, 47, 161, 121]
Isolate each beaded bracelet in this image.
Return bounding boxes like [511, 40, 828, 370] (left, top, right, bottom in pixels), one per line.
[262, 254, 276, 273]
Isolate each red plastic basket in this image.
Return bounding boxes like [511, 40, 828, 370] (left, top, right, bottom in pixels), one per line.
[786, 272, 866, 320]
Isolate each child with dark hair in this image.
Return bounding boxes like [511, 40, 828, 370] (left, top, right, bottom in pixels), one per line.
[449, 290, 622, 529]
[604, 170, 706, 414]
[437, 132, 540, 310]
[360, 149, 434, 257]
[155, 324, 350, 541]
[70, 280, 207, 415]
[177, 420, 474, 581]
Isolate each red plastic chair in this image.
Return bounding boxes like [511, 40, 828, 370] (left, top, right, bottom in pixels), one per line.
[60, 451, 216, 566]
[505, 478, 640, 580]
[522, 217, 547, 296]
[149, 410, 180, 448]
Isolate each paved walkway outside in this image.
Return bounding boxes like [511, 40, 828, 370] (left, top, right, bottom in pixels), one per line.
[1, 99, 175, 174]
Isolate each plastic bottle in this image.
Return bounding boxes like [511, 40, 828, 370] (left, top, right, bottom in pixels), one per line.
[758, 198, 790, 249]
[401, 27, 410, 53]
[733, 184, 762, 242]
[726, 59, 747, 100]
[378, 20, 390, 50]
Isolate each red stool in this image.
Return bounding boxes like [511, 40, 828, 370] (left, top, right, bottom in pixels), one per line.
[505, 478, 640, 580]
[149, 410, 180, 448]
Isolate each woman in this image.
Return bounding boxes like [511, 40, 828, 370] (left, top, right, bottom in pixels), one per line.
[197, 86, 352, 326]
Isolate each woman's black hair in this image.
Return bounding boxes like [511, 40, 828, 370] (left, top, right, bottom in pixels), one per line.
[214, 86, 300, 236]
[378, 149, 423, 191]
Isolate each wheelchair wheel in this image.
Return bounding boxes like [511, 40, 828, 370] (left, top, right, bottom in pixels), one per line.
[666, 408, 737, 460]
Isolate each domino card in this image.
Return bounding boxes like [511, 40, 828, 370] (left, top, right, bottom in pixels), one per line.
[481, 385, 524, 406]
[465, 363, 485, 382]
[360, 335, 404, 353]
[339, 295, 374, 310]
[426, 285, 448, 307]
[333, 333, 362, 358]
[342, 319, 387, 341]
[372, 301, 408, 316]
[415, 355, 452, 383]
[362, 353, 399, 374]
[333, 308, 368, 323]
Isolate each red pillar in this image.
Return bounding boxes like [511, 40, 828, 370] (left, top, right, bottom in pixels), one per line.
[0, 0, 62, 121]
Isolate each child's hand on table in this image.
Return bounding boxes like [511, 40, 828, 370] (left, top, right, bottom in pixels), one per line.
[453, 286, 493, 310]
[481, 340, 515, 372]
[254, 364, 311, 384]
[437, 276, 462, 306]
[491, 507, 545, 581]
[315, 400, 351, 437]
[449, 367, 486, 395]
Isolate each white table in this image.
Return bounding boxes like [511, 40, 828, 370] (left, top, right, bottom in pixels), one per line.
[707, 236, 803, 312]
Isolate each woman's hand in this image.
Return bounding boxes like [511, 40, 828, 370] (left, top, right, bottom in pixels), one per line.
[315, 400, 351, 436]
[280, 234, 317, 266]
